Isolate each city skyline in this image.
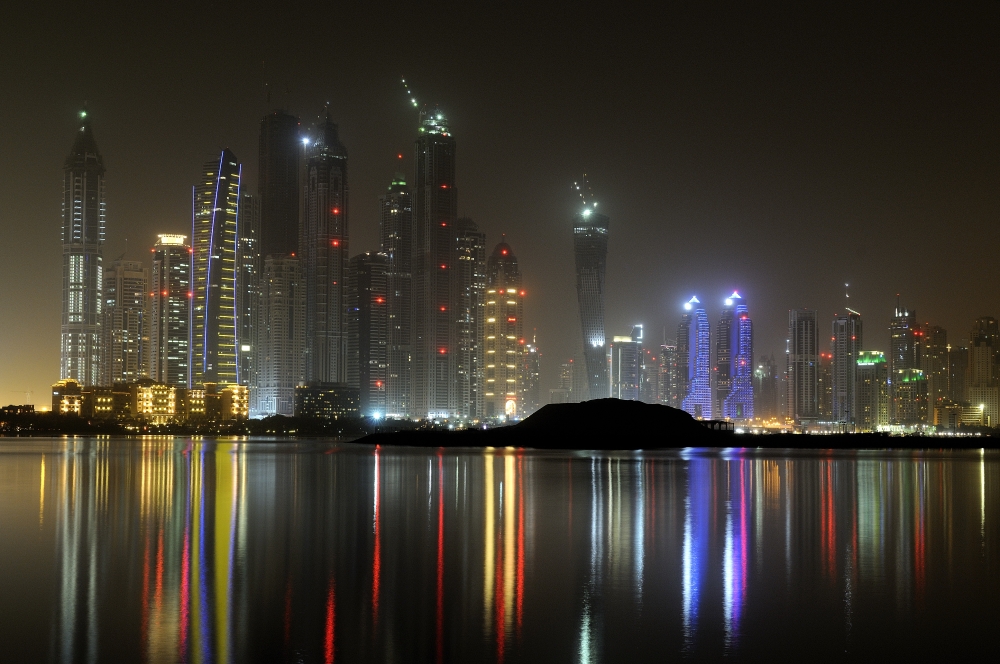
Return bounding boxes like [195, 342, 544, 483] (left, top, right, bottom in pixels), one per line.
[2, 4, 998, 405]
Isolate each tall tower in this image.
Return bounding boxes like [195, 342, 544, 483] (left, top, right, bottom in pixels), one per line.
[301, 109, 349, 384]
[572, 187, 609, 400]
[611, 325, 643, 401]
[191, 149, 241, 386]
[968, 317, 999, 427]
[101, 259, 148, 385]
[832, 309, 863, 425]
[521, 336, 541, 416]
[889, 300, 918, 421]
[787, 308, 819, 423]
[674, 306, 693, 408]
[856, 351, 889, 431]
[412, 107, 458, 419]
[456, 218, 486, 419]
[257, 256, 304, 416]
[379, 173, 413, 418]
[921, 325, 949, 410]
[237, 193, 260, 391]
[681, 297, 712, 419]
[346, 252, 389, 417]
[722, 295, 753, 420]
[149, 234, 190, 387]
[61, 109, 106, 386]
[258, 110, 301, 258]
[483, 239, 524, 419]
[714, 293, 737, 418]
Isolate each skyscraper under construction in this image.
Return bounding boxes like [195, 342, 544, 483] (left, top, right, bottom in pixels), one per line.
[572, 190, 610, 399]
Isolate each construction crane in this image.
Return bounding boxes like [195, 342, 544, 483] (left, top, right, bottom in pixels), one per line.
[573, 174, 598, 209]
[7, 390, 34, 405]
[401, 77, 420, 109]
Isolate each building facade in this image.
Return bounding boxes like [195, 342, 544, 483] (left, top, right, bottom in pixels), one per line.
[483, 240, 524, 419]
[611, 326, 643, 401]
[681, 298, 712, 419]
[456, 218, 487, 419]
[346, 252, 389, 418]
[856, 351, 889, 431]
[101, 260, 148, 385]
[714, 293, 736, 418]
[573, 204, 610, 400]
[301, 110, 349, 385]
[149, 235, 190, 387]
[258, 110, 301, 258]
[257, 256, 304, 416]
[379, 174, 413, 418]
[61, 109, 106, 386]
[787, 309, 819, 423]
[237, 192, 260, 392]
[191, 149, 241, 387]
[831, 309, 862, 425]
[722, 297, 753, 420]
[967, 317, 999, 427]
[888, 303, 920, 421]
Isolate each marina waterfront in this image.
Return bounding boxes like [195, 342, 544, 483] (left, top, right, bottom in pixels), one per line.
[1, 438, 998, 661]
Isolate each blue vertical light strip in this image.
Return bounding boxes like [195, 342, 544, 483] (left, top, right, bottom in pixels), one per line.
[232, 164, 242, 383]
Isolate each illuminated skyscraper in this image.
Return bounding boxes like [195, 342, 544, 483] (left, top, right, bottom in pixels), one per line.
[611, 325, 643, 401]
[831, 309, 862, 425]
[714, 293, 736, 418]
[61, 109, 106, 386]
[191, 149, 241, 386]
[258, 110, 301, 258]
[237, 193, 260, 390]
[967, 317, 999, 427]
[347, 252, 389, 417]
[722, 295, 753, 420]
[817, 350, 833, 419]
[257, 256, 304, 416]
[412, 107, 458, 419]
[681, 297, 712, 419]
[787, 308, 819, 423]
[379, 173, 413, 417]
[675, 310, 692, 408]
[888, 301, 919, 421]
[483, 239, 524, 419]
[301, 109, 349, 384]
[921, 324, 948, 410]
[521, 337, 541, 416]
[658, 341, 679, 408]
[572, 201, 610, 399]
[456, 218, 487, 419]
[101, 259, 148, 385]
[856, 351, 889, 431]
[149, 234, 190, 387]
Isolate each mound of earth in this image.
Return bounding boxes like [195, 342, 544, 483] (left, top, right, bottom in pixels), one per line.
[361, 398, 722, 449]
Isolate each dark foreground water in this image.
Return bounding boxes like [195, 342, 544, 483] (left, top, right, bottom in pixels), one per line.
[1, 438, 998, 662]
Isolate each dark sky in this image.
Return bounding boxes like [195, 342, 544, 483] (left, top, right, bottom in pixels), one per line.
[1, 2, 998, 405]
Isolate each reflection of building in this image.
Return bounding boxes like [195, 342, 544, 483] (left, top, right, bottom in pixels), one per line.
[856, 351, 888, 431]
[832, 309, 862, 424]
[150, 235, 191, 387]
[379, 174, 413, 418]
[347, 252, 389, 417]
[294, 382, 360, 419]
[302, 110, 349, 385]
[61, 109, 105, 388]
[611, 326, 642, 401]
[572, 203, 610, 399]
[191, 149, 241, 387]
[787, 309, 819, 423]
[681, 298, 712, 419]
[101, 259, 149, 385]
[257, 256, 304, 416]
[483, 240, 524, 419]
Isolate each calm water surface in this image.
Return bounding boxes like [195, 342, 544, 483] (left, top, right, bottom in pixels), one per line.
[1, 438, 998, 662]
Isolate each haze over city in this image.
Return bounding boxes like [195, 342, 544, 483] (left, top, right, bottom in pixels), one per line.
[1, 3, 997, 407]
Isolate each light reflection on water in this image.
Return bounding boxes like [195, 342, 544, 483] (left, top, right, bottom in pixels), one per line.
[0, 438, 998, 662]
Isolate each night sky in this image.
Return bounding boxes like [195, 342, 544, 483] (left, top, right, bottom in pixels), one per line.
[1, 3, 998, 405]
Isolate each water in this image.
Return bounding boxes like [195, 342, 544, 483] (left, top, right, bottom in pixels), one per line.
[1, 438, 998, 662]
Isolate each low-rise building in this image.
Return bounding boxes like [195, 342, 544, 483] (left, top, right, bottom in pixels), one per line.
[294, 382, 360, 420]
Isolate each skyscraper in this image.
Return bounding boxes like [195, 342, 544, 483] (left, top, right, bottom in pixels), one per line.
[722, 296, 753, 420]
[483, 239, 524, 419]
[681, 297, 712, 419]
[61, 109, 105, 386]
[257, 256, 304, 416]
[889, 301, 919, 421]
[787, 309, 819, 423]
[346, 253, 389, 417]
[611, 325, 643, 401]
[856, 351, 889, 431]
[412, 107, 458, 419]
[521, 337, 541, 416]
[237, 192, 260, 391]
[191, 149, 241, 387]
[659, 341, 679, 408]
[149, 234, 190, 387]
[101, 259, 148, 385]
[753, 354, 779, 420]
[714, 293, 736, 418]
[831, 309, 862, 425]
[456, 218, 487, 419]
[921, 325, 949, 411]
[379, 173, 413, 418]
[572, 202, 610, 399]
[258, 110, 301, 258]
[967, 317, 999, 427]
[675, 309, 692, 408]
[301, 109, 349, 385]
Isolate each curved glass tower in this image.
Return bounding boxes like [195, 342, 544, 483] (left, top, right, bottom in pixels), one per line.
[573, 205, 609, 399]
[722, 292, 754, 420]
[61, 109, 105, 386]
[681, 297, 712, 419]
